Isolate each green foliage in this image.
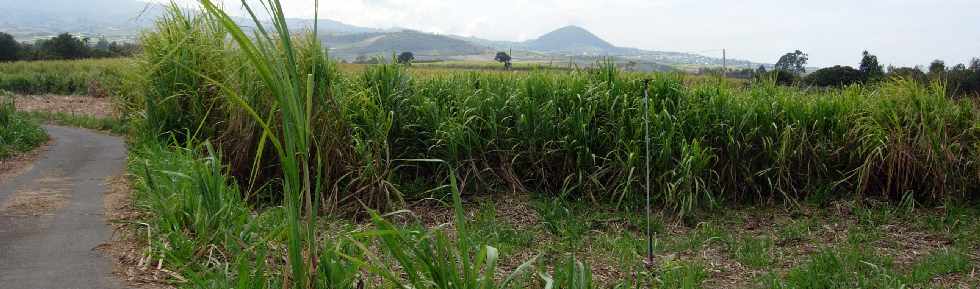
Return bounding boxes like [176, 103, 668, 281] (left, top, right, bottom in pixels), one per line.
[905, 249, 971, 284]
[804, 65, 864, 87]
[139, 5, 980, 218]
[929, 60, 946, 77]
[729, 235, 774, 268]
[775, 50, 808, 75]
[0, 32, 18, 62]
[397, 51, 415, 65]
[0, 32, 138, 62]
[19, 111, 129, 135]
[770, 247, 904, 289]
[886, 66, 927, 84]
[758, 69, 799, 86]
[495, 51, 512, 69]
[769, 245, 973, 288]
[657, 261, 707, 289]
[0, 94, 48, 160]
[41, 33, 89, 60]
[859, 51, 884, 81]
[0, 58, 138, 96]
[923, 58, 980, 97]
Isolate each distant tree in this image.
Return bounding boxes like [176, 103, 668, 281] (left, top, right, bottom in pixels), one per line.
[40, 33, 89, 60]
[944, 62, 979, 97]
[107, 42, 140, 57]
[625, 60, 638, 71]
[970, 58, 980, 72]
[0, 32, 19, 62]
[859, 51, 884, 81]
[756, 65, 767, 74]
[91, 37, 112, 58]
[494, 51, 512, 69]
[886, 66, 927, 84]
[397, 51, 414, 65]
[804, 65, 864, 87]
[774, 50, 808, 75]
[928, 60, 946, 78]
[16, 42, 41, 60]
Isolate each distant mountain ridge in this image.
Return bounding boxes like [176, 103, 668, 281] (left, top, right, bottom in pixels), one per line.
[0, 0, 380, 41]
[1, 0, 766, 69]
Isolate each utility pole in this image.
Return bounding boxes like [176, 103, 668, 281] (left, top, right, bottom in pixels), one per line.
[722, 49, 727, 78]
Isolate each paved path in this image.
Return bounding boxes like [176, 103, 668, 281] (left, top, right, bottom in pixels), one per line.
[0, 126, 126, 289]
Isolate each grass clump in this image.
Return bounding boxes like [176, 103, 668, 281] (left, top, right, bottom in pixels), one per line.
[657, 261, 708, 289]
[729, 235, 775, 268]
[905, 248, 971, 285]
[769, 246, 904, 289]
[0, 92, 47, 159]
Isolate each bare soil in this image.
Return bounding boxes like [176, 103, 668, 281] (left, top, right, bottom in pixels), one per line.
[0, 174, 70, 217]
[0, 140, 50, 181]
[100, 174, 176, 289]
[13, 95, 115, 118]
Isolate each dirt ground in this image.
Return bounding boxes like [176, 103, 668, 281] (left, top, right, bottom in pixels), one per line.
[12, 95, 115, 119]
[100, 174, 176, 289]
[0, 174, 71, 217]
[0, 140, 50, 181]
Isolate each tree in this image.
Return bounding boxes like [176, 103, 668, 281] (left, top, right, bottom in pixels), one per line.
[91, 37, 112, 58]
[928, 60, 946, 78]
[397, 51, 414, 65]
[774, 50, 808, 75]
[494, 51, 512, 70]
[859, 51, 884, 81]
[0, 32, 19, 62]
[804, 65, 864, 87]
[40, 33, 89, 60]
[756, 65, 767, 74]
[886, 66, 927, 84]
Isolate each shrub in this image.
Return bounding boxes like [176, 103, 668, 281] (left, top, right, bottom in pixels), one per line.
[804, 65, 865, 87]
[0, 92, 47, 159]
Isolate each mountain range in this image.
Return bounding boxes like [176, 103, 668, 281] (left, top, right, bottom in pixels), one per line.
[1, 0, 767, 71]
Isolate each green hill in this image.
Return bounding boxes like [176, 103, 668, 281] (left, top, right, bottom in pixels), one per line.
[525, 25, 619, 54]
[325, 30, 488, 60]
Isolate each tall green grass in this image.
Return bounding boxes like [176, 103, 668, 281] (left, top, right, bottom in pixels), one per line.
[119, 1, 980, 287]
[134, 4, 980, 215]
[126, 1, 615, 288]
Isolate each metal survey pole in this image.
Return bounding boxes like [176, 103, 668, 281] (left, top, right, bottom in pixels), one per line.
[643, 79, 653, 266]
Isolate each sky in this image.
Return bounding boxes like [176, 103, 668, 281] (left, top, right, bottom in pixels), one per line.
[161, 0, 980, 67]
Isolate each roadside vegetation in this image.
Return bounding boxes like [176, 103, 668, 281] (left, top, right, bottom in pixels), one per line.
[0, 91, 47, 159]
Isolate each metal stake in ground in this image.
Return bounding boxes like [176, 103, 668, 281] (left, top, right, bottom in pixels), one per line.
[643, 79, 655, 269]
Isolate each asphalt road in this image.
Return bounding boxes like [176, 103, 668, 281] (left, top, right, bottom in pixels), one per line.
[0, 126, 127, 289]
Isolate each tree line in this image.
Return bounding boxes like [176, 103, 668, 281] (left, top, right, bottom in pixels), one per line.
[0, 32, 139, 62]
[790, 50, 979, 97]
[706, 50, 980, 98]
